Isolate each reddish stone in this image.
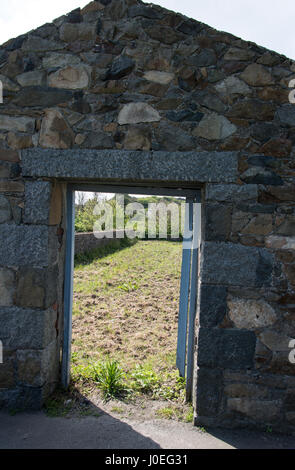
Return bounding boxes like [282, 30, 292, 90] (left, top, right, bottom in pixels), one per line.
[260, 138, 292, 157]
[222, 61, 247, 74]
[257, 87, 289, 104]
[0, 149, 20, 162]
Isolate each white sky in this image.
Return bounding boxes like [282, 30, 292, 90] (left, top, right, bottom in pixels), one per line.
[0, 0, 294, 59]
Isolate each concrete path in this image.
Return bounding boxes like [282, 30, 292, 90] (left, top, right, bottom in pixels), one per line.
[0, 410, 295, 449]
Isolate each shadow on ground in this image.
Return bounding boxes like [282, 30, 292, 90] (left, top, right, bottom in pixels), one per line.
[0, 399, 161, 449]
[1, 389, 295, 449]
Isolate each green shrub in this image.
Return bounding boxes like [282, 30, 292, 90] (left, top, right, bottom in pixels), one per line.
[93, 359, 126, 400]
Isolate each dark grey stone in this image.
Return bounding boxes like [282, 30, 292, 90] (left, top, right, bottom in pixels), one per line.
[177, 19, 203, 35]
[166, 109, 204, 122]
[195, 368, 223, 417]
[81, 132, 114, 149]
[66, 8, 82, 24]
[250, 123, 280, 143]
[256, 251, 274, 288]
[201, 242, 274, 287]
[0, 387, 43, 410]
[0, 50, 8, 65]
[204, 203, 232, 241]
[154, 122, 196, 151]
[24, 181, 52, 224]
[247, 155, 279, 169]
[4, 35, 27, 51]
[178, 77, 192, 92]
[241, 168, 283, 186]
[21, 149, 238, 184]
[199, 285, 227, 327]
[0, 307, 56, 349]
[187, 49, 217, 67]
[236, 203, 276, 214]
[13, 87, 73, 107]
[275, 104, 295, 126]
[197, 327, 256, 369]
[105, 56, 135, 80]
[128, 5, 163, 19]
[0, 224, 49, 267]
[206, 184, 258, 202]
[192, 91, 227, 114]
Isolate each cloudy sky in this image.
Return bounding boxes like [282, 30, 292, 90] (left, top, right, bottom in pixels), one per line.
[0, 0, 294, 59]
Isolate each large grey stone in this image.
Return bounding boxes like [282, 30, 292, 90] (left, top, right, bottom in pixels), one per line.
[22, 36, 64, 52]
[16, 71, 46, 87]
[128, 4, 163, 19]
[118, 103, 160, 125]
[24, 181, 52, 224]
[228, 298, 277, 330]
[0, 387, 43, 411]
[223, 47, 256, 61]
[154, 122, 196, 151]
[0, 268, 15, 307]
[240, 64, 274, 86]
[206, 184, 258, 202]
[0, 74, 20, 92]
[192, 91, 227, 114]
[143, 71, 174, 85]
[201, 242, 274, 287]
[21, 149, 238, 184]
[106, 56, 135, 80]
[39, 109, 75, 149]
[215, 76, 251, 97]
[81, 131, 114, 149]
[59, 23, 96, 42]
[194, 114, 237, 140]
[204, 204, 232, 241]
[42, 52, 81, 68]
[13, 87, 73, 107]
[0, 224, 49, 266]
[227, 398, 282, 423]
[0, 115, 35, 133]
[199, 285, 227, 327]
[275, 104, 295, 126]
[195, 368, 223, 417]
[187, 49, 216, 67]
[0, 307, 56, 349]
[48, 65, 91, 89]
[197, 327, 256, 369]
[259, 330, 292, 352]
[0, 195, 12, 223]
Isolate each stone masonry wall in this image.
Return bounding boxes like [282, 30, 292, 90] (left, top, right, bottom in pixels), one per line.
[75, 230, 126, 255]
[0, 0, 294, 431]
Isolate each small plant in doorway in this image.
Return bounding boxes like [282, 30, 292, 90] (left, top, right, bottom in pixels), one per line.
[93, 359, 126, 400]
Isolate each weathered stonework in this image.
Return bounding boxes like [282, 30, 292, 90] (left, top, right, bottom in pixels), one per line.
[0, 0, 294, 434]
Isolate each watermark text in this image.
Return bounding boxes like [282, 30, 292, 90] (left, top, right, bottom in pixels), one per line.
[0, 340, 3, 364]
[289, 79, 295, 104]
[289, 339, 295, 364]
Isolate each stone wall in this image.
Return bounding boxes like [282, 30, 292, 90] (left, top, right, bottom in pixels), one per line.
[0, 0, 294, 432]
[75, 230, 126, 255]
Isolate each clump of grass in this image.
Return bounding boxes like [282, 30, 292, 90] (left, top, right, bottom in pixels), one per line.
[93, 359, 126, 400]
[129, 364, 160, 394]
[156, 407, 175, 419]
[118, 281, 139, 292]
[184, 406, 194, 423]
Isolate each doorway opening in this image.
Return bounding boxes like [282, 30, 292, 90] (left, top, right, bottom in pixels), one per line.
[62, 183, 201, 420]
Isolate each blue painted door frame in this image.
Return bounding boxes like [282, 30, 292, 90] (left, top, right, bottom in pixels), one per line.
[62, 183, 201, 398]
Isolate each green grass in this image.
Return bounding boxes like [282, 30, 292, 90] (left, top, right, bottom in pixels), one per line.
[71, 240, 191, 420]
[92, 359, 126, 400]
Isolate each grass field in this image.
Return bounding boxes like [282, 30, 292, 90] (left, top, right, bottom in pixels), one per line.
[65, 240, 193, 422]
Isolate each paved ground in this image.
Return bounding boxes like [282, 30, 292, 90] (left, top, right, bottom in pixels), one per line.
[0, 410, 294, 449]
